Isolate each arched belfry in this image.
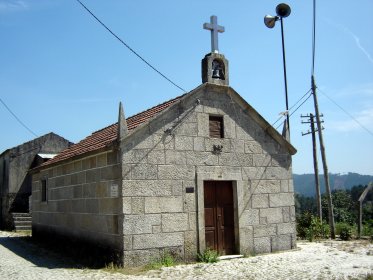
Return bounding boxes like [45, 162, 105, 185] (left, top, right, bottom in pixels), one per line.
[202, 15, 229, 86]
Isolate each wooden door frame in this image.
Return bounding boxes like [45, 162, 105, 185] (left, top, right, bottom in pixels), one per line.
[196, 168, 247, 255]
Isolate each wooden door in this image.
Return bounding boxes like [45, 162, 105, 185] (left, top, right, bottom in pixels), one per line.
[204, 181, 235, 255]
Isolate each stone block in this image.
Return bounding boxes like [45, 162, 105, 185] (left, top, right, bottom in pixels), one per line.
[223, 116, 236, 139]
[280, 180, 288, 192]
[86, 199, 99, 213]
[184, 192, 196, 212]
[197, 113, 209, 137]
[241, 167, 266, 180]
[132, 232, 184, 250]
[175, 135, 194, 151]
[147, 150, 165, 164]
[244, 141, 262, 154]
[219, 153, 253, 167]
[271, 234, 292, 252]
[239, 226, 254, 255]
[123, 249, 161, 267]
[252, 180, 281, 194]
[145, 196, 183, 213]
[205, 138, 231, 152]
[131, 197, 145, 214]
[240, 209, 260, 226]
[152, 225, 161, 233]
[272, 154, 290, 168]
[162, 213, 189, 232]
[158, 165, 195, 180]
[254, 224, 276, 237]
[133, 135, 153, 149]
[131, 164, 157, 179]
[123, 214, 161, 234]
[123, 197, 131, 214]
[288, 179, 294, 192]
[177, 122, 198, 136]
[265, 167, 290, 180]
[96, 182, 108, 197]
[165, 150, 187, 165]
[107, 151, 118, 165]
[251, 194, 269, 209]
[184, 231, 198, 260]
[269, 193, 294, 207]
[277, 223, 295, 235]
[253, 154, 271, 167]
[122, 180, 173, 197]
[186, 151, 218, 166]
[73, 161, 82, 172]
[100, 164, 121, 181]
[259, 208, 283, 224]
[123, 235, 132, 250]
[290, 206, 296, 222]
[122, 149, 148, 164]
[99, 198, 119, 214]
[71, 199, 85, 213]
[193, 137, 205, 152]
[97, 153, 107, 167]
[86, 169, 99, 183]
[153, 134, 174, 150]
[188, 212, 197, 231]
[282, 207, 291, 223]
[254, 237, 271, 254]
[230, 139, 245, 154]
[83, 183, 96, 198]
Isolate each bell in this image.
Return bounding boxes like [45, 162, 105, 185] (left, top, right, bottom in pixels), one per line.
[212, 68, 221, 79]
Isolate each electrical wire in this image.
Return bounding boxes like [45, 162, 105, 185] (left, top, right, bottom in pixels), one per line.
[0, 97, 38, 137]
[311, 0, 316, 75]
[75, 0, 187, 93]
[271, 88, 312, 127]
[275, 92, 313, 130]
[318, 89, 373, 138]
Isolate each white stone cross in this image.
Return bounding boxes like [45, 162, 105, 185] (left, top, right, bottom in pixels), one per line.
[203, 15, 225, 53]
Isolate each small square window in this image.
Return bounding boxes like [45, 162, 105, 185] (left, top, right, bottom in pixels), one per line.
[41, 179, 47, 202]
[209, 115, 224, 138]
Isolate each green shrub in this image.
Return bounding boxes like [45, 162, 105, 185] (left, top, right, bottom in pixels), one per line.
[148, 251, 175, 269]
[197, 248, 219, 263]
[337, 223, 353, 240]
[296, 212, 313, 239]
[306, 216, 330, 241]
[297, 212, 329, 241]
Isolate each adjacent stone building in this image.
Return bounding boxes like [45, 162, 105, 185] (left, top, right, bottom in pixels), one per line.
[0, 132, 72, 230]
[31, 18, 297, 266]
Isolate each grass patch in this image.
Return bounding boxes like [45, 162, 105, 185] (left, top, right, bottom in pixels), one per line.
[197, 248, 219, 263]
[147, 251, 176, 270]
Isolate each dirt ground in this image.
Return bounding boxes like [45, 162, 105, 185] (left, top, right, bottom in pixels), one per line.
[0, 231, 372, 280]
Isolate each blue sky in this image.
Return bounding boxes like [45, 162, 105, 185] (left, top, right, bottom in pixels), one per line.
[0, 0, 372, 175]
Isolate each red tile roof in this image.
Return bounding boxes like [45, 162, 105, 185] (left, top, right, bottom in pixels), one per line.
[42, 94, 185, 167]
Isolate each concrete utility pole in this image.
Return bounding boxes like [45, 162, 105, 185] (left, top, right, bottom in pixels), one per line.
[301, 113, 322, 221]
[311, 75, 335, 238]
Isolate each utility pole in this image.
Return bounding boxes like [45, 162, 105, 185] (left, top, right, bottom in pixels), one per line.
[311, 75, 335, 238]
[301, 113, 322, 221]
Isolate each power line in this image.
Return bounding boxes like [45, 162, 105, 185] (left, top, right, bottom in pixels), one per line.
[272, 88, 312, 127]
[75, 0, 187, 93]
[0, 97, 38, 137]
[275, 92, 312, 130]
[318, 88, 373, 138]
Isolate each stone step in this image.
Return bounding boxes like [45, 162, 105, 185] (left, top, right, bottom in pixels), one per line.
[11, 213, 32, 231]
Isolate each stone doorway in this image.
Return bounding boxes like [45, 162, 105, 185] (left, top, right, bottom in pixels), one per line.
[204, 181, 235, 255]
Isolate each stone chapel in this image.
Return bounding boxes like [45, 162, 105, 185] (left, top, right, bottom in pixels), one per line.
[31, 16, 297, 267]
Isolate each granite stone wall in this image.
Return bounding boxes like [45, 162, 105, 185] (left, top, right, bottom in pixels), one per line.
[32, 150, 122, 252]
[120, 86, 296, 266]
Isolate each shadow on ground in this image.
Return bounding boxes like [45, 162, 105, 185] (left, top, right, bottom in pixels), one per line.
[0, 235, 82, 269]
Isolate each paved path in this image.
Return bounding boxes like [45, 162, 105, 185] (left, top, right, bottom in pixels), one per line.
[0, 231, 372, 279]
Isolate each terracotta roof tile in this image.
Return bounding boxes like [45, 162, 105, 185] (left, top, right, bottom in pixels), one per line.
[42, 94, 185, 167]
